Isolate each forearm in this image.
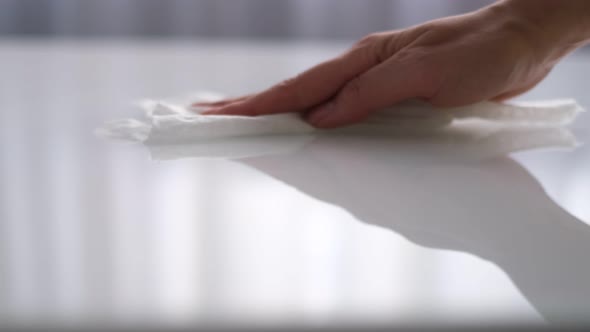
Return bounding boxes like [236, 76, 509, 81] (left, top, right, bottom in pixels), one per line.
[495, 0, 590, 60]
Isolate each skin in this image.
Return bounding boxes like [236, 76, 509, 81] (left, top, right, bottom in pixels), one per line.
[196, 0, 590, 128]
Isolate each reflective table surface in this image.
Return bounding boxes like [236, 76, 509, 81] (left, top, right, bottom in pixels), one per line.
[1, 39, 590, 330]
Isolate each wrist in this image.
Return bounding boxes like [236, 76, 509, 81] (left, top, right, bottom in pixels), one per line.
[491, 0, 590, 62]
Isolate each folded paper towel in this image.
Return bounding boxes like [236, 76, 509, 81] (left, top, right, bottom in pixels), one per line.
[97, 92, 584, 146]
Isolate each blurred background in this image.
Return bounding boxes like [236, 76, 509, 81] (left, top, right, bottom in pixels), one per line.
[1, 0, 496, 41]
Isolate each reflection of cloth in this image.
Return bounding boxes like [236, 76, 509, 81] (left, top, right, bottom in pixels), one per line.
[146, 124, 577, 161]
[96, 91, 584, 151]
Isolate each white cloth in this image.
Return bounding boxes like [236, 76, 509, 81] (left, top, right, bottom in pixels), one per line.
[96, 92, 584, 158]
[146, 125, 577, 161]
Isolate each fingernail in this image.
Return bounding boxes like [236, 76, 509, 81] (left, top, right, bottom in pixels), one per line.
[307, 103, 336, 127]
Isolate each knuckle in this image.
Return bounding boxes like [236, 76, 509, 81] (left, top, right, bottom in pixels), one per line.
[353, 33, 384, 54]
[355, 33, 382, 47]
[339, 78, 365, 106]
[352, 32, 398, 64]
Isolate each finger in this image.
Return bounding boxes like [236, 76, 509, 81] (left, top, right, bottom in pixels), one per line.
[492, 79, 544, 102]
[192, 95, 251, 107]
[306, 55, 431, 128]
[205, 42, 383, 116]
[492, 89, 529, 102]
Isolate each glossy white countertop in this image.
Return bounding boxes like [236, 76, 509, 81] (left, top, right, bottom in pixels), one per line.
[1, 39, 590, 330]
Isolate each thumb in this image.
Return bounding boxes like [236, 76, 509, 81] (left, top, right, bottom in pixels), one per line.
[306, 55, 431, 128]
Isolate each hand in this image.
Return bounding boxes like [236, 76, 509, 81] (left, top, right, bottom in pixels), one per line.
[196, 1, 588, 128]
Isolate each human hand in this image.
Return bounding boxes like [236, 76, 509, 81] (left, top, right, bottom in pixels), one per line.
[196, 1, 589, 128]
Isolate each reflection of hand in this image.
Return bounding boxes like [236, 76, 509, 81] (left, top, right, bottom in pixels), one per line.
[240, 134, 590, 323]
[196, 1, 590, 128]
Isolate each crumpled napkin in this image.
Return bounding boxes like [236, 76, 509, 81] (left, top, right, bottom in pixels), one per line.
[97, 92, 584, 144]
